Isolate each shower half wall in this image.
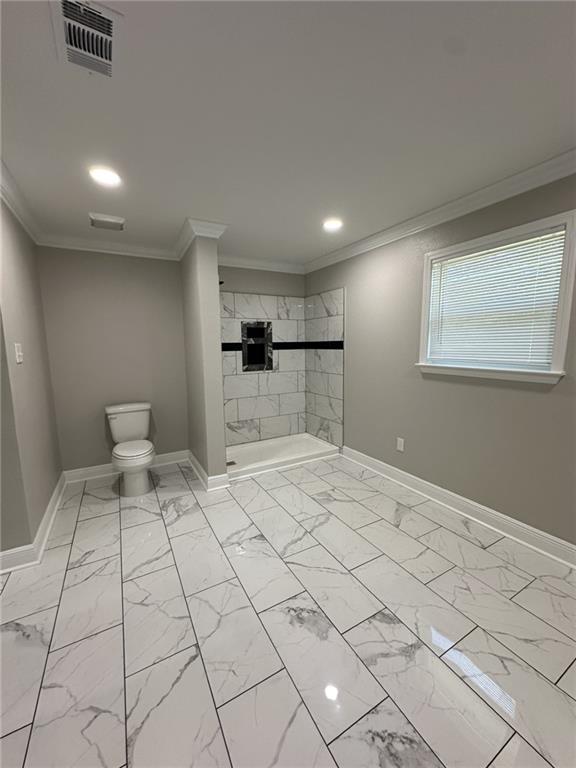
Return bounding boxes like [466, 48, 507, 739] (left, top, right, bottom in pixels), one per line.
[220, 288, 344, 448]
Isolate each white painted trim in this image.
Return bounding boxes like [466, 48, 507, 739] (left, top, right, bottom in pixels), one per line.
[342, 445, 576, 568]
[187, 451, 230, 491]
[63, 450, 190, 483]
[308, 149, 576, 273]
[1, 161, 40, 241]
[415, 364, 564, 384]
[35, 233, 175, 261]
[0, 473, 66, 574]
[417, 211, 576, 384]
[218, 254, 307, 275]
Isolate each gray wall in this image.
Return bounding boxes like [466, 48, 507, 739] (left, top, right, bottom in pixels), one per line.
[1, 316, 30, 549]
[182, 237, 227, 476]
[1, 203, 61, 541]
[307, 175, 576, 543]
[218, 266, 305, 296]
[38, 246, 188, 469]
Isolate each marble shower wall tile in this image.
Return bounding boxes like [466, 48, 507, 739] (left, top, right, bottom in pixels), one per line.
[187, 578, 282, 705]
[420, 526, 533, 597]
[126, 645, 230, 768]
[430, 566, 576, 680]
[444, 627, 576, 768]
[278, 349, 305, 371]
[345, 611, 512, 768]
[224, 398, 239, 422]
[306, 413, 343, 447]
[222, 351, 237, 375]
[220, 318, 242, 342]
[220, 291, 235, 318]
[234, 292, 278, 319]
[306, 393, 343, 422]
[0, 607, 57, 737]
[285, 545, 383, 632]
[219, 670, 336, 768]
[237, 394, 279, 420]
[121, 520, 173, 581]
[279, 391, 306, 415]
[0, 545, 69, 624]
[329, 699, 444, 768]
[260, 413, 301, 439]
[26, 625, 125, 768]
[224, 373, 259, 399]
[353, 553, 474, 654]
[51, 555, 122, 650]
[258, 371, 298, 395]
[306, 371, 343, 399]
[171, 526, 234, 596]
[261, 592, 385, 742]
[123, 566, 196, 677]
[225, 419, 260, 445]
[273, 319, 299, 341]
[278, 295, 305, 319]
[224, 535, 303, 612]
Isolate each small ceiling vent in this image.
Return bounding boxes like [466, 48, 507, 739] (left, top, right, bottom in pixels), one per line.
[89, 213, 125, 231]
[51, 1, 122, 77]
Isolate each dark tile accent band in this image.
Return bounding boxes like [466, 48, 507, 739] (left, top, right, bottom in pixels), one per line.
[221, 340, 344, 352]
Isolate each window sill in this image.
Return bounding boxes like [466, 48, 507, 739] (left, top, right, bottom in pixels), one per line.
[415, 363, 565, 384]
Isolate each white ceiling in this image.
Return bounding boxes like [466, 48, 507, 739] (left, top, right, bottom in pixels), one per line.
[2, 1, 575, 268]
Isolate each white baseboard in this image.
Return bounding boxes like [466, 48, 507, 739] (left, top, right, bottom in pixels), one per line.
[0, 473, 66, 574]
[187, 451, 230, 491]
[63, 450, 190, 483]
[343, 446, 576, 568]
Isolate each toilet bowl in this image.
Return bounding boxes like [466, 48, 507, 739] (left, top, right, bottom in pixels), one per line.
[105, 402, 155, 497]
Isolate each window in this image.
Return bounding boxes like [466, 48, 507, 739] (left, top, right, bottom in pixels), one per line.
[417, 212, 576, 383]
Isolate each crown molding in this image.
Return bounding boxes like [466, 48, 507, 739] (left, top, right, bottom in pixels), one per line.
[1, 161, 40, 241]
[174, 217, 228, 260]
[218, 254, 307, 274]
[307, 148, 576, 273]
[35, 233, 176, 261]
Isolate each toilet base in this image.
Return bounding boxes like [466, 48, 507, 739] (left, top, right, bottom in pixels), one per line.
[121, 469, 152, 497]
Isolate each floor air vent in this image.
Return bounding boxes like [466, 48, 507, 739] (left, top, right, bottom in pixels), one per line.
[51, 1, 121, 77]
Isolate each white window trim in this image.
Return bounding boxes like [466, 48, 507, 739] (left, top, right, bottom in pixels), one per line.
[417, 211, 576, 384]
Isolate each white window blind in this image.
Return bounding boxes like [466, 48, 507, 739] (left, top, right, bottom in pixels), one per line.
[426, 226, 566, 372]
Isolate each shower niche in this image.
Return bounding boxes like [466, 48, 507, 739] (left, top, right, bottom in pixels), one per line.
[241, 321, 273, 372]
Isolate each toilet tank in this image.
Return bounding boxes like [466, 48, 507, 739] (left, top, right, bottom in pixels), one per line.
[105, 402, 151, 443]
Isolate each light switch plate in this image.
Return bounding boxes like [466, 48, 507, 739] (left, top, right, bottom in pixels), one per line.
[14, 342, 23, 364]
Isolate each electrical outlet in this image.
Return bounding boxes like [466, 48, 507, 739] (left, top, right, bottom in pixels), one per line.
[14, 342, 23, 364]
[396, 437, 405, 452]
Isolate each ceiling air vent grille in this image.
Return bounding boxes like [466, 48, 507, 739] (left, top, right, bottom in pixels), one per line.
[53, 0, 118, 77]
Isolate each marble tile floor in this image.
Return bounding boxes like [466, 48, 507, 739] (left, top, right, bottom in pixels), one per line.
[1, 455, 575, 768]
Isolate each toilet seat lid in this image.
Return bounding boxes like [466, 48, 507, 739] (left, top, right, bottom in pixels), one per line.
[113, 440, 154, 459]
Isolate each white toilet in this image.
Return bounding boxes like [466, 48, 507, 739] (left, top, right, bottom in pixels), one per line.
[105, 402, 155, 496]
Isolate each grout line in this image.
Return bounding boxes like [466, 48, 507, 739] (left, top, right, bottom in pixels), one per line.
[215, 666, 287, 711]
[124, 639, 199, 680]
[154, 464, 235, 768]
[324, 694, 389, 745]
[20, 480, 86, 767]
[485, 732, 517, 767]
[49, 621, 124, 655]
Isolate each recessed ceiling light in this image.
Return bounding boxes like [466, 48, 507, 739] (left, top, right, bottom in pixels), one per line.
[89, 166, 122, 188]
[323, 217, 343, 233]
